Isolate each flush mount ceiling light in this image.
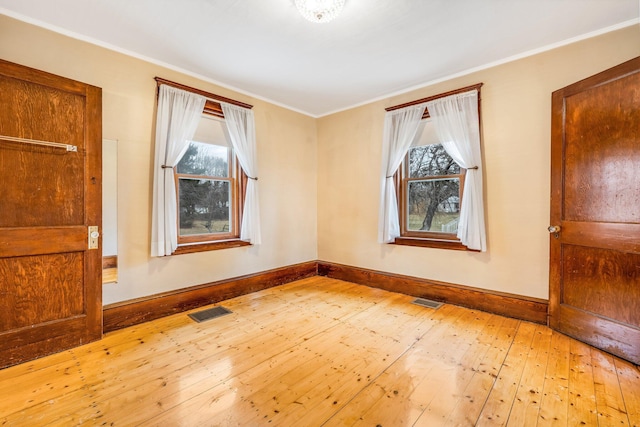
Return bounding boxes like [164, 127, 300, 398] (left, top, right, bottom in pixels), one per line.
[295, 0, 346, 23]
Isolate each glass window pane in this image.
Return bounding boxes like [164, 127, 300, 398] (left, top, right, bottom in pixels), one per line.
[178, 178, 231, 236]
[407, 178, 460, 233]
[177, 141, 229, 177]
[409, 144, 460, 178]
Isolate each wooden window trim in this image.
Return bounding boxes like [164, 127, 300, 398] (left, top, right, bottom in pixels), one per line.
[172, 239, 252, 255]
[385, 83, 482, 119]
[400, 169, 466, 239]
[395, 156, 469, 250]
[155, 77, 252, 255]
[393, 237, 470, 251]
[175, 146, 239, 244]
[154, 77, 253, 118]
[172, 158, 249, 254]
[389, 83, 483, 251]
[175, 176, 238, 244]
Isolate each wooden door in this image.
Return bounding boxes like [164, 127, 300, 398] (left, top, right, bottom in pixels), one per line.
[549, 56, 640, 364]
[0, 59, 102, 368]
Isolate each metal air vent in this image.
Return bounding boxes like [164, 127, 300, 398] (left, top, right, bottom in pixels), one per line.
[411, 298, 443, 309]
[188, 306, 232, 323]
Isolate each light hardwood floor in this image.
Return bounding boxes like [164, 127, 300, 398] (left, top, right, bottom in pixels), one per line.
[1, 277, 638, 426]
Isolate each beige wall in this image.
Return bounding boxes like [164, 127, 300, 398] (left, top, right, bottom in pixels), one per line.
[0, 15, 318, 304]
[317, 25, 640, 299]
[1, 14, 638, 304]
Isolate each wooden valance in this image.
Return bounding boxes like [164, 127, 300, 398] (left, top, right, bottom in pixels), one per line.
[385, 83, 483, 119]
[154, 77, 253, 118]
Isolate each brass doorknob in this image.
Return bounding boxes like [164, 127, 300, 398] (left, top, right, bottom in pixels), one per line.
[548, 225, 561, 234]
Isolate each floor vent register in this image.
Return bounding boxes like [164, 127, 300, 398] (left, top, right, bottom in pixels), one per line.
[188, 306, 233, 323]
[411, 298, 443, 309]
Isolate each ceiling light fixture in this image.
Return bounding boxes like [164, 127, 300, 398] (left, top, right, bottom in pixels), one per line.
[295, 0, 345, 23]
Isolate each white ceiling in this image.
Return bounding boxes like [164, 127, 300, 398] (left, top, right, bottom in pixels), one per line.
[1, 0, 638, 117]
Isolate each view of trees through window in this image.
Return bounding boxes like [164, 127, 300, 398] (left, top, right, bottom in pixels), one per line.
[407, 144, 461, 233]
[176, 141, 232, 236]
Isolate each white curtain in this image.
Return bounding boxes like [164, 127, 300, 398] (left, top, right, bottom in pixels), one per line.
[221, 102, 261, 245]
[426, 90, 486, 251]
[378, 103, 428, 243]
[151, 85, 206, 256]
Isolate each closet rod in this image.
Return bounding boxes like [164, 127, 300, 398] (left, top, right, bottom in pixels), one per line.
[0, 135, 77, 152]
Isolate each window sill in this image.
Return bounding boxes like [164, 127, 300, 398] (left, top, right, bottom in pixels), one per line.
[393, 237, 474, 251]
[172, 239, 251, 255]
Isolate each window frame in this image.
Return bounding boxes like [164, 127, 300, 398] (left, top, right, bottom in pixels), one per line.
[154, 77, 253, 255]
[386, 83, 482, 251]
[174, 141, 241, 245]
[172, 158, 249, 254]
[398, 150, 467, 241]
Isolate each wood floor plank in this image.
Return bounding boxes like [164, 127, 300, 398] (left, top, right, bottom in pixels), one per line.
[566, 338, 599, 427]
[440, 316, 520, 426]
[0, 320, 160, 383]
[615, 358, 640, 427]
[138, 310, 410, 425]
[310, 307, 461, 423]
[475, 321, 537, 426]
[591, 347, 631, 426]
[0, 385, 97, 426]
[536, 331, 571, 426]
[115, 349, 320, 426]
[40, 288, 360, 427]
[0, 321, 175, 420]
[323, 304, 464, 426]
[90, 328, 305, 425]
[332, 306, 481, 427]
[139, 314, 398, 424]
[505, 324, 553, 426]
[413, 310, 496, 426]
[264, 347, 398, 425]
[51, 299, 333, 425]
[1, 277, 639, 427]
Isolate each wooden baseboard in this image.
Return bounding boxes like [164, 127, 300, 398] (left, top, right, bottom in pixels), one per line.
[102, 255, 117, 269]
[103, 260, 548, 333]
[317, 261, 548, 324]
[103, 261, 318, 333]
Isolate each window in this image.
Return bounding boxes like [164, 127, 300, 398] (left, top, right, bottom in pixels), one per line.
[397, 120, 466, 249]
[381, 83, 485, 251]
[175, 116, 243, 245]
[151, 78, 257, 257]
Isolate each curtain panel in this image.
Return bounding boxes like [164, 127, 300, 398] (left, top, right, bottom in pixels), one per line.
[426, 90, 486, 251]
[377, 103, 428, 243]
[151, 85, 206, 256]
[221, 102, 261, 245]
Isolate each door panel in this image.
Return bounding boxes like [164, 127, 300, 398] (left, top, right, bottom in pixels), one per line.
[0, 59, 102, 368]
[561, 244, 640, 326]
[550, 56, 640, 364]
[0, 253, 84, 330]
[0, 76, 85, 227]
[563, 72, 640, 224]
